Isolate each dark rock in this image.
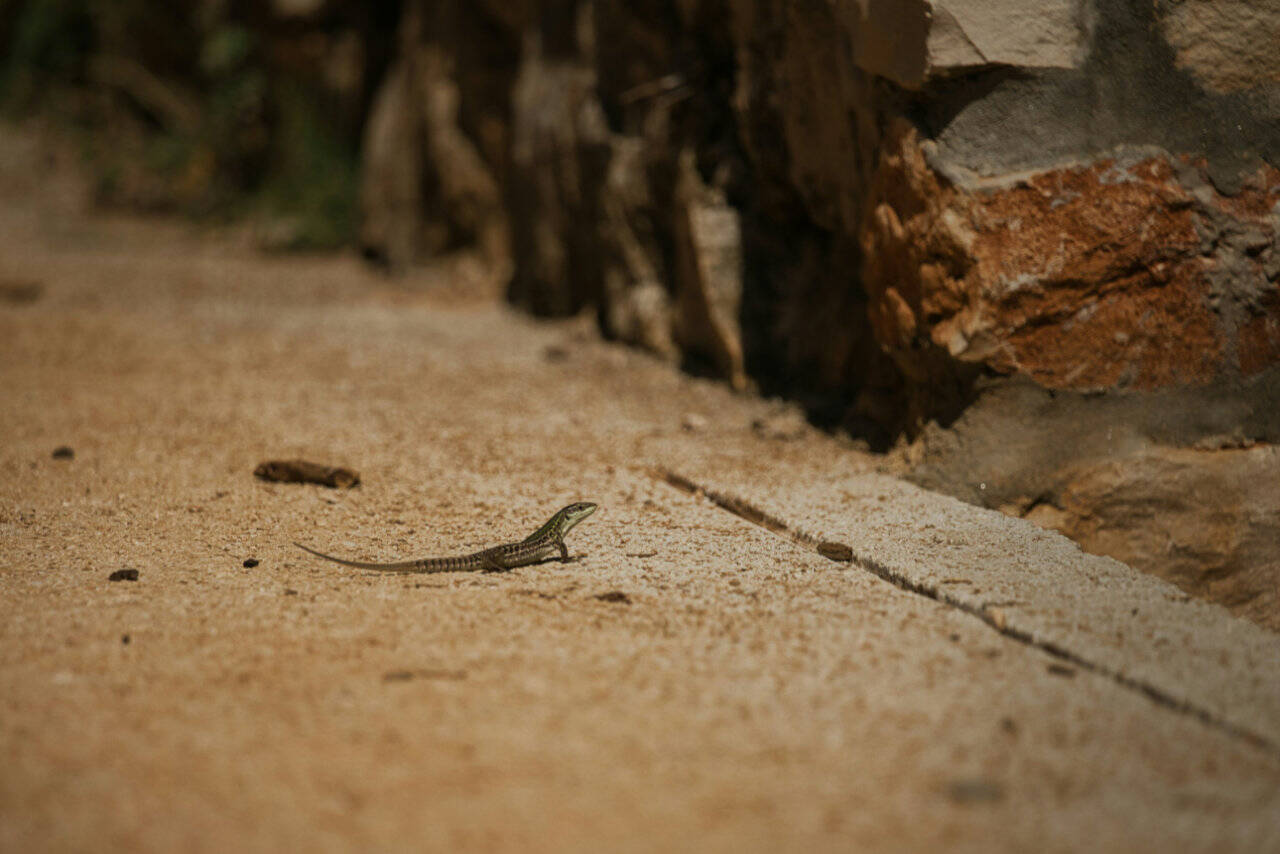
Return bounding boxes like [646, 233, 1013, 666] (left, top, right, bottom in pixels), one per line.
[817, 541, 854, 563]
[253, 460, 360, 489]
[108, 568, 139, 582]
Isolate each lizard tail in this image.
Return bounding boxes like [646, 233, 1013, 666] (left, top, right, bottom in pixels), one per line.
[292, 541, 434, 572]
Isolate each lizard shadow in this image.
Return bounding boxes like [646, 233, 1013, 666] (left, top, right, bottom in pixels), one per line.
[484, 555, 586, 573]
[359, 555, 587, 577]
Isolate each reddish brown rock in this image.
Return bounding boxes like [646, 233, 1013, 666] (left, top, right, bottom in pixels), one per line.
[862, 122, 1280, 401]
[968, 159, 1216, 388]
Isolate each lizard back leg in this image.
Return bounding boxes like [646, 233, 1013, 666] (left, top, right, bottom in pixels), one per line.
[479, 549, 511, 572]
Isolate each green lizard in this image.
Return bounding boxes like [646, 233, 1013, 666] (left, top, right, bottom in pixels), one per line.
[293, 501, 598, 573]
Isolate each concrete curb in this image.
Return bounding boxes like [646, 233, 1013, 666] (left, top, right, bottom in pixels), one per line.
[659, 467, 1280, 753]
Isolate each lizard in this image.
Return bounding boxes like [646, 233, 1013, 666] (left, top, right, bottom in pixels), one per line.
[293, 501, 598, 574]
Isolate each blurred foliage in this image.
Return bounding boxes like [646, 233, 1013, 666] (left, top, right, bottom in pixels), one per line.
[258, 79, 359, 250]
[0, 0, 366, 250]
[0, 0, 93, 103]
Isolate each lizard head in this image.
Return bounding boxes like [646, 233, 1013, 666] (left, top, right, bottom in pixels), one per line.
[558, 501, 598, 534]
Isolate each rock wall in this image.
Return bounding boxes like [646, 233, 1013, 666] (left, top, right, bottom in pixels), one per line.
[358, 0, 1280, 628]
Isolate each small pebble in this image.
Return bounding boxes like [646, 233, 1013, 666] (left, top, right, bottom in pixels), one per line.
[121, 634, 131, 645]
[681, 413, 708, 432]
[817, 541, 853, 562]
[254, 459, 360, 489]
[594, 591, 632, 604]
[243, 558, 259, 568]
[108, 568, 139, 582]
[51, 446, 74, 459]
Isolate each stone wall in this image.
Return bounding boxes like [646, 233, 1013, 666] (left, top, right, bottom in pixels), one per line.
[357, 0, 1280, 628]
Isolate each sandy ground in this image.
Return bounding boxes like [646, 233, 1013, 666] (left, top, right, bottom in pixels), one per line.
[2, 127, 1279, 852]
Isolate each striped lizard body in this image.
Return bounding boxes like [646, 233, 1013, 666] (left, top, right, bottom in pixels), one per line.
[293, 502, 597, 574]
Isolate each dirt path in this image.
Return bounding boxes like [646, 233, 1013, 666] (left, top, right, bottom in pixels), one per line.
[2, 127, 1278, 852]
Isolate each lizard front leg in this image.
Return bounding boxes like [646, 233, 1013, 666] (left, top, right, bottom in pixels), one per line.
[555, 538, 569, 561]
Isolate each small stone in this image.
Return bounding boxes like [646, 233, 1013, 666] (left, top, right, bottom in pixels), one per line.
[681, 413, 708, 432]
[253, 460, 360, 489]
[283, 588, 299, 596]
[817, 541, 853, 562]
[243, 558, 260, 568]
[108, 568, 139, 582]
[594, 591, 632, 604]
[121, 634, 131, 645]
[51, 446, 74, 459]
